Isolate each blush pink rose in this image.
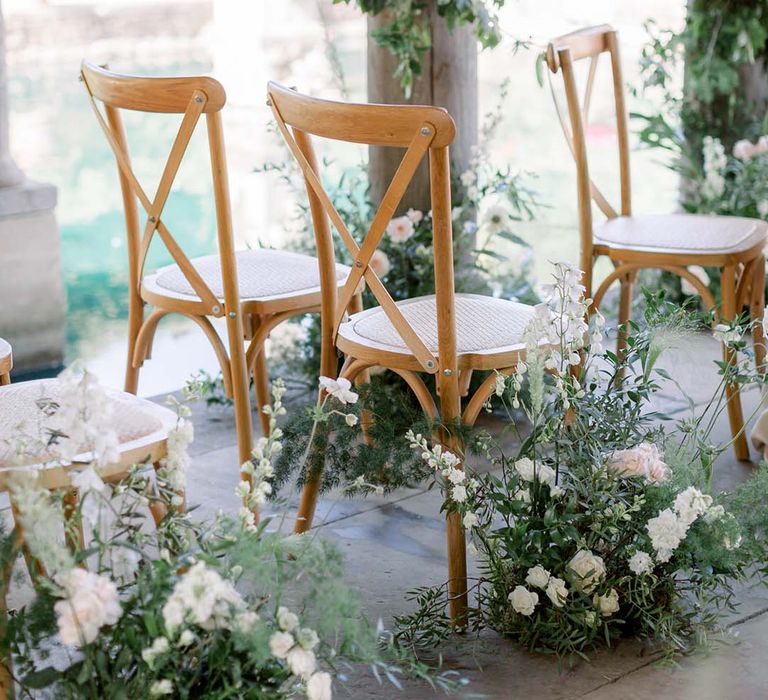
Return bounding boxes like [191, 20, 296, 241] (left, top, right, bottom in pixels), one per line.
[386, 215, 414, 243]
[733, 139, 756, 161]
[369, 250, 391, 278]
[606, 442, 668, 483]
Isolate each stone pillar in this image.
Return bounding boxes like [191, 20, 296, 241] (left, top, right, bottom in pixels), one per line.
[0, 0, 65, 373]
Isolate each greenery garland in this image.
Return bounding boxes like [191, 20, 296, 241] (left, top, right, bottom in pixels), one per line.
[333, 0, 507, 95]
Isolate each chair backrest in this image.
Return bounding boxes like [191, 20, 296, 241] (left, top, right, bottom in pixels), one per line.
[267, 82, 457, 377]
[80, 62, 236, 318]
[545, 25, 631, 278]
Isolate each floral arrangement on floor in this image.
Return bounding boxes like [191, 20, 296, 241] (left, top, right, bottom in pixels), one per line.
[396, 261, 768, 661]
[1, 370, 454, 698]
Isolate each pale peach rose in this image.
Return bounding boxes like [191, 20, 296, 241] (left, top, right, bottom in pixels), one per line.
[369, 250, 391, 278]
[733, 139, 756, 161]
[406, 208, 423, 224]
[55, 569, 122, 646]
[606, 442, 668, 483]
[386, 215, 414, 243]
[756, 136, 768, 155]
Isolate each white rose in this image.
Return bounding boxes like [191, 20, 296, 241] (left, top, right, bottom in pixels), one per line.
[567, 550, 606, 593]
[269, 631, 295, 659]
[286, 646, 316, 679]
[545, 577, 569, 608]
[55, 569, 122, 647]
[508, 585, 538, 616]
[628, 551, 654, 575]
[462, 511, 479, 529]
[524, 565, 550, 590]
[306, 671, 333, 700]
[296, 627, 319, 650]
[593, 588, 620, 617]
[149, 680, 174, 697]
[277, 606, 299, 632]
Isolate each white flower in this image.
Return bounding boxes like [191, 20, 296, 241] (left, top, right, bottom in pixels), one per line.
[508, 585, 538, 616]
[479, 202, 512, 234]
[514, 488, 531, 503]
[681, 266, 710, 296]
[514, 458, 556, 485]
[72, 466, 109, 528]
[646, 508, 689, 562]
[296, 627, 319, 650]
[593, 589, 620, 617]
[277, 605, 300, 632]
[704, 504, 726, 524]
[235, 480, 251, 499]
[406, 208, 423, 224]
[286, 646, 316, 679]
[628, 551, 654, 575]
[178, 629, 195, 647]
[319, 377, 359, 405]
[234, 610, 259, 634]
[763, 307, 768, 342]
[460, 170, 476, 187]
[386, 215, 415, 243]
[369, 249, 391, 278]
[606, 443, 668, 483]
[713, 323, 741, 344]
[724, 534, 743, 550]
[307, 671, 333, 700]
[149, 680, 174, 697]
[446, 468, 466, 484]
[345, 413, 358, 427]
[584, 610, 597, 626]
[524, 565, 551, 589]
[451, 484, 467, 503]
[566, 550, 606, 593]
[142, 636, 170, 667]
[545, 577, 569, 608]
[673, 486, 712, 526]
[269, 631, 295, 659]
[550, 485, 565, 498]
[55, 568, 122, 647]
[462, 511, 479, 528]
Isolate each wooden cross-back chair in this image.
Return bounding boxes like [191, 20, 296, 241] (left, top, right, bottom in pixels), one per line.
[545, 25, 767, 461]
[80, 63, 360, 489]
[0, 339, 180, 700]
[268, 82, 545, 621]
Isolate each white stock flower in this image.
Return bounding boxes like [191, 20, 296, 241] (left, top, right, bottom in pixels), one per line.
[451, 484, 468, 503]
[646, 508, 689, 562]
[386, 215, 415, 243]
[702, 136, 726, 198]
[524, 565, 550, 590]
[593, 589, 620, 617]
[673, 486, 713, 526]
[286, 646, 316, 679]
[55, 568, 122, 647]
[508, 585, 538, 616]
[319, 377, 359, 405]
[178, 629, 195, 647]
[567, 550, 606, 593]
[446, 468, 466, 484]
[277, 606, 300, 632]
[307, 671, 333, 700]
[269, 631, 295, 659]
[149, 680, 174, 697]
[142, 636, 170, 667]
[545, 577, 569, 608]
[462, 511, 479, 528]
[628, 551, 654, 575]
[704, 504, 726, 524]
[72, 466, 109, 527]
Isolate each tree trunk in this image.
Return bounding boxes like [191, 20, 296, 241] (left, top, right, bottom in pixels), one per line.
[367, 1, 477, 214]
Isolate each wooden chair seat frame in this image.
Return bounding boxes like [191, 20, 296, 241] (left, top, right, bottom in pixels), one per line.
[545, 25, 766, 461]
[268, 82, 538, 622]
[0, 340, 11, 386]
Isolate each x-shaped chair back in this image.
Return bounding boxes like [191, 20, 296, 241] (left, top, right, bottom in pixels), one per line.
[80, 62, 238, 319]
[267, 82, 457, 377]
[545, 25, 632, 276]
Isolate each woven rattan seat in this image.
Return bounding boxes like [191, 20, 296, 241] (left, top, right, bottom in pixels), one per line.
[0, 338, 11, 383]
[594, 214, 767, 256]
[0, 379, 174, 468]
[338, 294, 533, 367]
[149, 249, 350, 302]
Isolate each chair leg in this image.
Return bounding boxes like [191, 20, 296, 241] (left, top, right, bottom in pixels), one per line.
[721, 265, 750, 461]
[252, 344, 272, 438]
[348, 294, 373, 446]
[616, 271, 633, 368]
[750, 255, 766, 375]
[438, 374, 468, 626]
[124, 298, 144, 395]
[0, 374, 9, 386]
[0, 526, 21, 700]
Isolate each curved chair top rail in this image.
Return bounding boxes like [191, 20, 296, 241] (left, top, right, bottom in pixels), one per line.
[81, 61, 226, 114]
[267, 81, 456, 148]
[545, 24, 615, 72]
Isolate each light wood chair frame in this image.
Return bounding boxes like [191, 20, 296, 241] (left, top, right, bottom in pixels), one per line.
[0, 370, 179, 700]
[268, 82, 534, 621]
[545, 25, 766, 460]
[0, 340, 10, 386]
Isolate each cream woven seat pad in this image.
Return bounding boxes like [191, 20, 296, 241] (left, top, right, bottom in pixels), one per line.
[153, 249, 350, 300]
[341, 294, 535, 354]
[594, 214, 767, 255]
[0, 380, 165, 467]
[0, 338, 10, 362]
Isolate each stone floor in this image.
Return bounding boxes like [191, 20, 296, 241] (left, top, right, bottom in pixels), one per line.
[5, 332, 768, 698]
[173, 332, 768, 700]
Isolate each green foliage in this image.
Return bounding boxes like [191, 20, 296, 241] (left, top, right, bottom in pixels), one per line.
[334, 0, 508, 96]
